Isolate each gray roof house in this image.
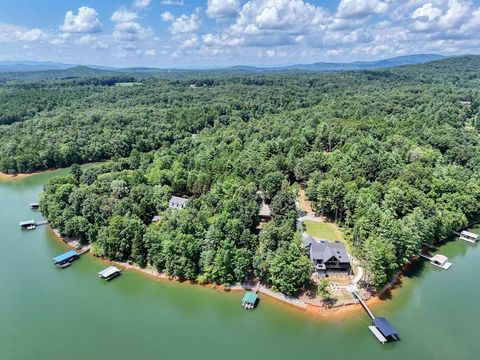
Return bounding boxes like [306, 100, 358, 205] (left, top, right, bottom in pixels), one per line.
[303, 234, 351, 274]
[168, 196, 189, 209]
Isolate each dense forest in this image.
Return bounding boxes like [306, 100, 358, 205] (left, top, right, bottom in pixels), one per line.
[4, 56, 480, 292]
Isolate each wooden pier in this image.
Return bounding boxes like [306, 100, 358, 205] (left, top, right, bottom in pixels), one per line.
[352, 291, 375, 319]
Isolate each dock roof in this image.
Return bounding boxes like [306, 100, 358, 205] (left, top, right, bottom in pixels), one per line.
[372, 317, 398, 337]
[19, 220, 35, 226]
[242, 292, 258, 304]
[461, 230, 478, 238]
[53, 250, 78, 264]
[98, 266, 121, 278]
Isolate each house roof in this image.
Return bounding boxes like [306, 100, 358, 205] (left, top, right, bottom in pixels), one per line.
[98, 266, 121, 278]
[257, 191, 271, 217]
[310, 240, 350, 264]
[53, 250, 78, 264]
[168, 196, 189, 208]
[372, 317, 398, 337]
[302, 233, 316, 248]
[152, 215, 162, 222]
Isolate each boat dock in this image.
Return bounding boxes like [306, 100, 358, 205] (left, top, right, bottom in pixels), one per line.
[455, 230, 479, 244]
[348, 287, 399, 344]
[29, 202, 39, 210]
[53, 250, 80, 268]
[98, 266, 121, 281]
[419, 253, 452, 269]
[19, 219, 48, 230]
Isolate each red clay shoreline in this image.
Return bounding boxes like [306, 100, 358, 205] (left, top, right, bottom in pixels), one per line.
[48, 226, 390, 320]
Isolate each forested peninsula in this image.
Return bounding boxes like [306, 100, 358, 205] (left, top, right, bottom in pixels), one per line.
[3, 56, 480, 294]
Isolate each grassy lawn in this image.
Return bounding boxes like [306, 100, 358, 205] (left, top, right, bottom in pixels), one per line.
[303, 220, 344, 242]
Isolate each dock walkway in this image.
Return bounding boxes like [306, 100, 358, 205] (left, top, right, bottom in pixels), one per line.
[351, 291, 375, 319]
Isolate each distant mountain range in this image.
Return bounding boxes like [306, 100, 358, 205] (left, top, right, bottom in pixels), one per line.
[0, 54, 446, 73]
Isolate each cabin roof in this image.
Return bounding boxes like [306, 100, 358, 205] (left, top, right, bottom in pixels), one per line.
[152, 215, 162, 222]
[372, 317, 398, 337]
[242, 292, 258, 304]
[53, 250, 78, 263]
[99, 266, 121, 278]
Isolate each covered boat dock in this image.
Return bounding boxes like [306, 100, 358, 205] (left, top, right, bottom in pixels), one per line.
[459, 230, 479, 243]
[19, 220, 36, 229]
[98, 266, 121, 281]
[241, 292, 258, 310]
[53, 250, 79, 267]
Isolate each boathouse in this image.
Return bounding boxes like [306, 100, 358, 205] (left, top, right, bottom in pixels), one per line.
[29, 202, 39, 209]
[53, 250, 79, 266]
[98, 266, 121, 281]
[168, 196, 189, 209]
[241, 292, 258, 310]
[459, 230, 479, 243]
[371, 317, 399, 342]
[19, 220, 35, 229]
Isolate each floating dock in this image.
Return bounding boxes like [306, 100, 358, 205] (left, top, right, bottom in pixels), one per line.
[29, 202, 39, 210]
[242, 292, 259, 310]
[458, 230, 479, 244]
[350, 289, 399, 343]
[19, 220, 36, 230]
[419, 253, 452, 269]
[98, 266, 121, 281]
[53, 250, 79, 268]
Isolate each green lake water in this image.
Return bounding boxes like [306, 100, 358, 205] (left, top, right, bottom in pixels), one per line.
[1, 170, 480, 360]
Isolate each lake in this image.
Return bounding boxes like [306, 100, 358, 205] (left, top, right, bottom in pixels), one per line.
[1, 170, 479, 360]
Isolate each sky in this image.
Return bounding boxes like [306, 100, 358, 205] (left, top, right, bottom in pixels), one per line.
[1, 0, 480, 68]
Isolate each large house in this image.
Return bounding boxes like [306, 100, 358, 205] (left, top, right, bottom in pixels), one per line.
[303, 234, 351, 275]
[168, 196, 189, 209]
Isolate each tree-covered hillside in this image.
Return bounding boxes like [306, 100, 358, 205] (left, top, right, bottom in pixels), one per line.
[7, 56, 480, 292]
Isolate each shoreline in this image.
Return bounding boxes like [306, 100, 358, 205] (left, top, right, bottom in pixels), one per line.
[48, 226, 385, 320]
[0, 169, 59, 180]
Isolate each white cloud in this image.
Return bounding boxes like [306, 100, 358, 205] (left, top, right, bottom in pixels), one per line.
[0, 23, 48, 43]
[16, 28, 47, 42]
[75, 35, 108, 49]
[60, 6, 102, 33]
[161, 11, 175, 22]
[336, 0, 388, 19]
[111, 6, 153, 51]
[111, 8, 138, 23]
[209, 0, 329, 47]
[170, 11, 201, 34]
[145, 48, 156, 57]
[133, 0, 151, 9]
[207, 0, 240, 18]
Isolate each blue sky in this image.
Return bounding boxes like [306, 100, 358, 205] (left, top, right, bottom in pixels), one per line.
[1, 0, 480, 68]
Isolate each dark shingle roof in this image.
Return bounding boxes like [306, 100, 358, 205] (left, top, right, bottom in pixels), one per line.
[372, 317, 398, 337]
[310, 240, 349, 264]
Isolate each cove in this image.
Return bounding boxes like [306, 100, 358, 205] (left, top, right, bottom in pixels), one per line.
[1, 170, 479, 360]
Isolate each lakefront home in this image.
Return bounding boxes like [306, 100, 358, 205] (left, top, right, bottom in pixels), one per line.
[303, 234, 351, 275]
[168, 196, 189, 209]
